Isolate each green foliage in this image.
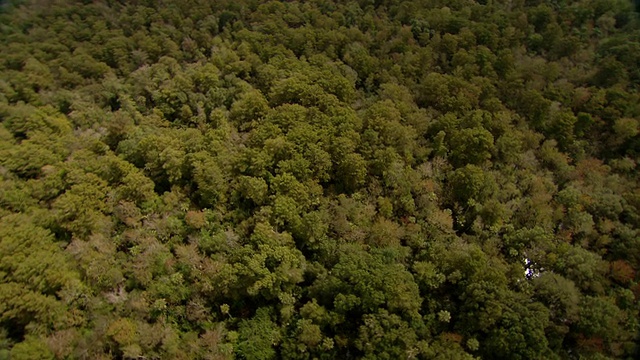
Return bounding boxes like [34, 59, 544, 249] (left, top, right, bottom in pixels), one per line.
[1, 0, 639, 358]
[9, 336, 54, 360]
[236, 308, 281, 360]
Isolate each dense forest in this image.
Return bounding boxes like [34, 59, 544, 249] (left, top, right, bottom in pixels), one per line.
[1, 0, 640, 358]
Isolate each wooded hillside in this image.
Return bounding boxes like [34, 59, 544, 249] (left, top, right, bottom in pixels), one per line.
[1, 0, 639, 359]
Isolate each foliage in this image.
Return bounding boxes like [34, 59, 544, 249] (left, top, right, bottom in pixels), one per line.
[0, 0, 639, 358]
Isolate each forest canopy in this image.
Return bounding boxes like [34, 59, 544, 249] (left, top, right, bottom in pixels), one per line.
[1, 0, 640, 359]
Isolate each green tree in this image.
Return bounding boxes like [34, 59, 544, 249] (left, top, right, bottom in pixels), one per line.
[236, 308, 281, 360]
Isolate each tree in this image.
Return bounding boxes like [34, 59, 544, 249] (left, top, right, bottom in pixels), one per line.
[448, 126, 495, 167]
[0, 214, 81, 346]
[236, 308, 281, 360]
